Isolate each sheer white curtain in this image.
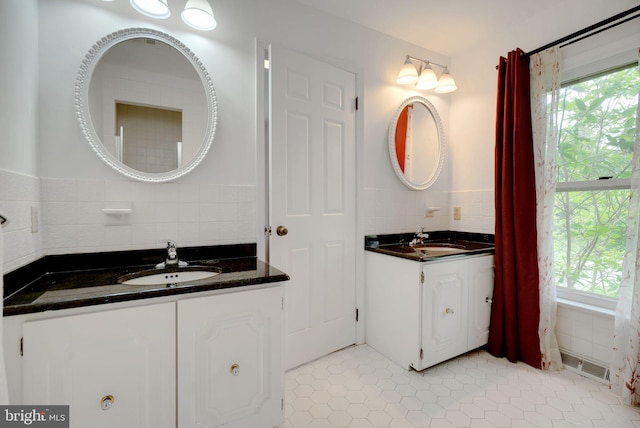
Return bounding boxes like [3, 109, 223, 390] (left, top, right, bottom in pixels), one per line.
[530, 47, 563, 370]
[611, 49, 640, 405]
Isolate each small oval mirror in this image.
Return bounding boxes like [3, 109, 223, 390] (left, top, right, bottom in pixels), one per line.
[388, 96, 445, 190]
[75, 28, 217, 182]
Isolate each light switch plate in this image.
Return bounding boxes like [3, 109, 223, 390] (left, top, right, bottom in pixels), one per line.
[453, 207, 461, 220]
[30, 206, 39, 233]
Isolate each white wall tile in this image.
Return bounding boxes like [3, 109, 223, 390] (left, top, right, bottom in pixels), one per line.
[220, 185, 239, 203]
[76, 179, 105, 202]
[43, 178, 76, 202]
[178, 183, 200, 203]
[77, 202, 105, 224]
[43, 201, 76, 225]
[199, 184, 220, 203]
[76, 224, 105, 248]
[556, 304, 614, 366]
[105, 180, 132, 202]
[16, 178, 257, 256]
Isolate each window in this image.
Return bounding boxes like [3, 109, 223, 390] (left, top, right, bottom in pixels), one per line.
[554, 63, 639, 308]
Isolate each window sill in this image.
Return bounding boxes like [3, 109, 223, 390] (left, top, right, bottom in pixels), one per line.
[557, 298, 615, 319]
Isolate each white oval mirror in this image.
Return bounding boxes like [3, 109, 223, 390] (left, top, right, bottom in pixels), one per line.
[388, 96, 445, 190]
[75, 28, 217, 182]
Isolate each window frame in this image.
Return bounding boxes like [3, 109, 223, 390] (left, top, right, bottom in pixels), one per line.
[553, 61, 638, 309]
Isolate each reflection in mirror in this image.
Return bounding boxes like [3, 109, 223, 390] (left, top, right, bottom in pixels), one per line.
[115, 103, 183, 173]
[76, 28, 217, 182]
[388, 96, 445, 190]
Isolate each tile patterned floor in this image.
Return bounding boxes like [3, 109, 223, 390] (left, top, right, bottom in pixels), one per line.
[279, 345, 640, 428]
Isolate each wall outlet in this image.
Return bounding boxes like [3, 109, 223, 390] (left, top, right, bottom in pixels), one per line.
[30, 206, 39, 233]
[453, 206, 461, 220]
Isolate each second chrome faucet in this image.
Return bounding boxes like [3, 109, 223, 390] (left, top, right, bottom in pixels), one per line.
[156, 241, 188, 268]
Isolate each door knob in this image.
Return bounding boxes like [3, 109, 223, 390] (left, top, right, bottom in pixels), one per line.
[230, 363, 240, 376]
[276, 226, 288, 236]
[101, 395, 115, 410]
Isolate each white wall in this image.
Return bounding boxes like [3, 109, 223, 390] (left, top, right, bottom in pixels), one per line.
[0, 0, 38, 176]
[0, 0, 43, 272]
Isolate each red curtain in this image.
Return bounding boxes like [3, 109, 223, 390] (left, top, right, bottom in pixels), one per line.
[488, 49, 542, 369]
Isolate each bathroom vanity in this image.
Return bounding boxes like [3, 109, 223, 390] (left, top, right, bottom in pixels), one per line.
[3, 244, 288, 428]
[365, 232, 494, 371]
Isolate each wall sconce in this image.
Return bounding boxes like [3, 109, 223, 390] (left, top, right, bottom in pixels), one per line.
[129, 0, 217, 31]
[396, 55, 457, 93]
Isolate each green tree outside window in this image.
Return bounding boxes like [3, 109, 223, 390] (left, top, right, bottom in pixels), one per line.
[554, 65, 639, 298]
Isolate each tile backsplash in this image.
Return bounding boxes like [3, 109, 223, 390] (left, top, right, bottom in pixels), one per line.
[41, 178, 257, 256]
[1, 168, 257, 273]
[363, 188, 494, 235]
[0, 169, 42, 273]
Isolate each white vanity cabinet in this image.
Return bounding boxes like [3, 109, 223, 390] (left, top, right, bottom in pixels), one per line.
[17, 285, 284, 428]
[365, 251, 494, 371]
[177, 288, 283, 428]
[23, 303, 176, 428]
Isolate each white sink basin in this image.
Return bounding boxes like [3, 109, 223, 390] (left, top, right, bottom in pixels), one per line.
[417, 246, 470, 253]
[119, 267, 220, 286]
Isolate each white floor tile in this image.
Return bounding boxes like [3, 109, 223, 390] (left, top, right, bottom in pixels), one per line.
[280, 345, 640, 427]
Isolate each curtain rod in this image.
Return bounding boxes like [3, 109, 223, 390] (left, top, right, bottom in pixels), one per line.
[521, 5, 640, 59]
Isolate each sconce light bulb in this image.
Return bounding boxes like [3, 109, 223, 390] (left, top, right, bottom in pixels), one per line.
[397, 57, 419, 85]
[129, 0, 170, 19]
[416, 64, 438, 90]
[182, 0, 217, 31]
[435, 69, 457, 93]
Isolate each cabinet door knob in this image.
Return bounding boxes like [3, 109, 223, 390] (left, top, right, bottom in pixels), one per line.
[230, 363, 240, 376]
[101, 395, 115, 410]
[445, 307, 455, 315]
[485, 297, 493, 304]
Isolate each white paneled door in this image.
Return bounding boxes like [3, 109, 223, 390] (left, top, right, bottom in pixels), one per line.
[269, 45, 357, 370]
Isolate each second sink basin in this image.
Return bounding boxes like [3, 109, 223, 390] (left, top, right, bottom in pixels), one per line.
[413, 244, 470, 257]
[118, 266, 221, 286]
[413, 243, 469, 252]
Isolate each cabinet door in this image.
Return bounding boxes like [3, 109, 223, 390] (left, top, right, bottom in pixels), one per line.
[177, 287, 284, 428]
[467, 256, 495, 350]
[422, 261, 468, 367]
[23, 303, 176, 428]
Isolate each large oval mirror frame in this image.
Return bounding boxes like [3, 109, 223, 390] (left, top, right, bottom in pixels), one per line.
[75, 28, 217, 182]
[388, 96, 445, 190]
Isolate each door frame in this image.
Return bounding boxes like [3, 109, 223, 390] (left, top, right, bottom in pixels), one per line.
[253, 39, 366, 345]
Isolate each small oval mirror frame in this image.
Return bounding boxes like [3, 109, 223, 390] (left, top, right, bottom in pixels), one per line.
[75, 28, 217, 182]
[388, 96, 445, 190]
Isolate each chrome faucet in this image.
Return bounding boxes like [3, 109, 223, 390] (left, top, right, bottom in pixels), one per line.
[156, 241, 187, 268]
[410, 227, 430, 246]
[165, 241, 179, 266]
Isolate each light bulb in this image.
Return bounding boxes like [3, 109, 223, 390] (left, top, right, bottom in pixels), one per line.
[416, 64, 438, 90]
[435, 70, 457, 93]
[182, 0, 217, 31]
[129, 0, 170, 19]
[397, 57, 419, 85]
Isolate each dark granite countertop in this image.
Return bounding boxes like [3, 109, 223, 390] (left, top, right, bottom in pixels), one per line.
[365, 231, 494, 262]
[3, 244, 289, 316]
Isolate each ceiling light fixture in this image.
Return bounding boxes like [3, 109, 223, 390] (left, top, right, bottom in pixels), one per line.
[129, 0, 170, 19]
[181, 0, 217, 31]
[397, 55, 457, 93]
